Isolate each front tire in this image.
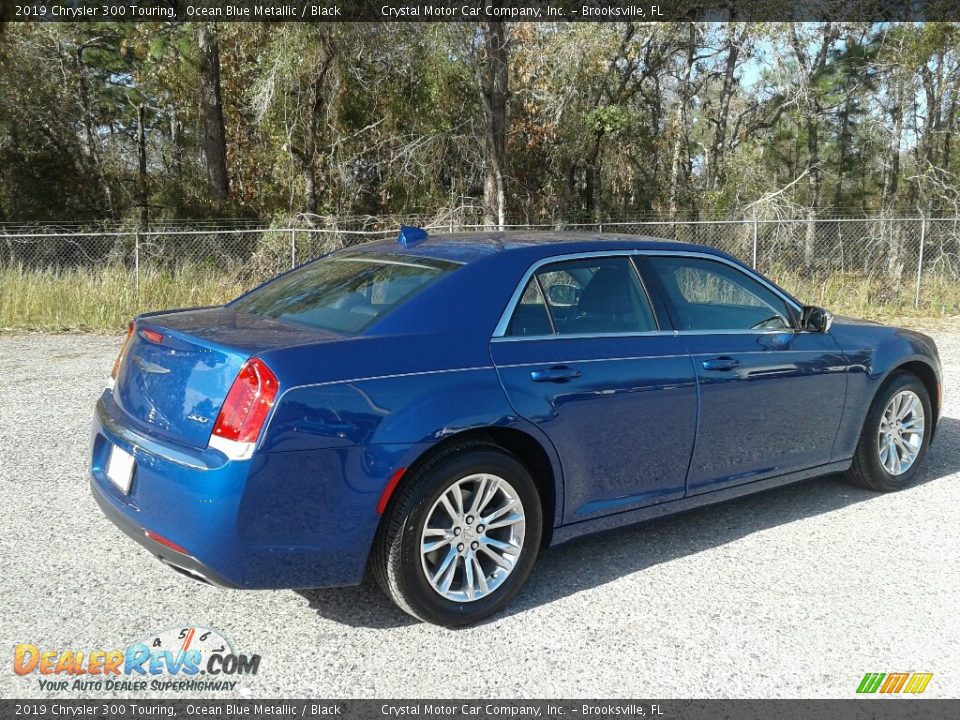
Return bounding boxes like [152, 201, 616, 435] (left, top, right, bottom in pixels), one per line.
[845, 372, 932, 492]
[371, 443, 542, 626]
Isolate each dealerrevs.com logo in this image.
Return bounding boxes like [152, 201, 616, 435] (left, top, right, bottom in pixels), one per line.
[13, 625, 260, 692]
[856, 672, 933, 694]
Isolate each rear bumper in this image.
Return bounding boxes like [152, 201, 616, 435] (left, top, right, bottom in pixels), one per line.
[89, 391, 398, 590]
[90, 479, 239, 588]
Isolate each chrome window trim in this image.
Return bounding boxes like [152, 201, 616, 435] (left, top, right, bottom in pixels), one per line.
[675, 328, 797, 336]
[492, 330, 677, 343]
[533, 273, 558, 334]
[492, 249, 803, 340]
[629, 254, 662, 331]
[493, 348, 829, 368]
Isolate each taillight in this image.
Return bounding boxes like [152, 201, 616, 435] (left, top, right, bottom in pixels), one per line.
[139, 328, 164, 344]
[208, 358, 279, 460]
[109, 321, 135, 387]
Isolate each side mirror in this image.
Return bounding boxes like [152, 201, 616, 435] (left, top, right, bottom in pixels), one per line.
[547, 283, 580, 307]
[801, 305, 833, 333]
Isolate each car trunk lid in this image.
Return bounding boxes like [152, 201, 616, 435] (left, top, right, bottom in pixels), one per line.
[113, 307, 340, 449]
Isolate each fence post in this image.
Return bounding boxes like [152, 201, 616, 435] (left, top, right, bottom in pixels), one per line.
[752, 216, 758, 268]
[914, 214, 926, 309]
[134, 229, 140, 296]
[290, 228, 296, 270]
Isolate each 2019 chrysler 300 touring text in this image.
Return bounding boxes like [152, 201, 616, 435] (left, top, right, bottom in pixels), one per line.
[90, 231, 942, 625]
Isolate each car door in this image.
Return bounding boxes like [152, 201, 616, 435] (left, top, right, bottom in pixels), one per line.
[638, 253, 848, 496]
[489, 254, 698, 523]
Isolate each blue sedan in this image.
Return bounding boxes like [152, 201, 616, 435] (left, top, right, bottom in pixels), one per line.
[90, 231, 942, 625]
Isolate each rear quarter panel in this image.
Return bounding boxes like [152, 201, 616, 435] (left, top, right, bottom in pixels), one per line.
[261, 367, 520, 452]
[255, 337, 566, 542]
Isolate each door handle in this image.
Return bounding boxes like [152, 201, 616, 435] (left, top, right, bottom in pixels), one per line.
[530, 366, 581, 383]
[702, 357, 740, 371]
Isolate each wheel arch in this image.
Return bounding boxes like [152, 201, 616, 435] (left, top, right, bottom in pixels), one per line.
[872, 358, 941, 442]
[377, 425, 562, 547]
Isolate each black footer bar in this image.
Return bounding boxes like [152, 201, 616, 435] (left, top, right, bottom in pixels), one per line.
[4, 699, 957, 720]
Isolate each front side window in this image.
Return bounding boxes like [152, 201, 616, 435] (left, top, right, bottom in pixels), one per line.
[506, 256, 657, 337]
[232, 252, 459, 333]
[645, 256, 793, 331]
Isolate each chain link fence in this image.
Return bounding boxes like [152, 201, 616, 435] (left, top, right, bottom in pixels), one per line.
[2, 216, 959, 328]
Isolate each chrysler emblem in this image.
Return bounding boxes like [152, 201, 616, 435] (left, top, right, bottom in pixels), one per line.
[133, 355, 171, 374]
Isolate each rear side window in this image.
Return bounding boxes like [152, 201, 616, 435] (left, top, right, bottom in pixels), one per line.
[645, 256, 793, 331]
[507, 256, 657, 337]
[506, 277, 553, 337]
[232, 252, 459, 333]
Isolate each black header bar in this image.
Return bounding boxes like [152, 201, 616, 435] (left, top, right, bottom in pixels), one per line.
[3, 0, 960, 23]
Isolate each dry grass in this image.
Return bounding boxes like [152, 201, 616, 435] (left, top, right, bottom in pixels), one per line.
[0, 265, 248, 332]
[768, 267, 960, 321]
[1, 263, 958, 332]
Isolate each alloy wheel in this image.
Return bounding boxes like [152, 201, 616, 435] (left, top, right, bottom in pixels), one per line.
[877, 390, 925, 476]
[419, 473, 526, 603]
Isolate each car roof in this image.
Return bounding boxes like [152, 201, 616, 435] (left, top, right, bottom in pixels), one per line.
[344, 231, 730, 265]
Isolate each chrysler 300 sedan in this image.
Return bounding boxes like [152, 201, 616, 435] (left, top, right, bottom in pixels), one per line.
[90, 231, 941, 625]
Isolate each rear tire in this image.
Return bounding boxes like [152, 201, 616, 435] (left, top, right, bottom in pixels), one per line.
[371, 443, 542, 626]
[845, 372, 932, 492]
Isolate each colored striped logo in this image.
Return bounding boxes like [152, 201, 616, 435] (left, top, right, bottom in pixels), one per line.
[857, 672, 933, 694]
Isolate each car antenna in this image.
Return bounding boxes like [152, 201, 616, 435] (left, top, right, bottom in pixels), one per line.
[397, 225, 428, 247]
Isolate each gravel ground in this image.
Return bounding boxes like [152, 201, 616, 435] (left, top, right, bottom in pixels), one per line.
[1, 331, 958, 699]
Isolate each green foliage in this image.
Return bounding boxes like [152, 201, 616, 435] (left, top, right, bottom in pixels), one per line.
[586, 106, 633, 137]
[1, 22, 959, 223]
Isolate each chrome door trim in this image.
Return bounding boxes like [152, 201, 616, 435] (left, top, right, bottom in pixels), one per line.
[494, 353, 691, 369]
[492, 249, 804, 340]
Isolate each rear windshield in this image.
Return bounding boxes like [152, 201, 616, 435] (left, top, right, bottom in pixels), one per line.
[232, 252, 459, 333]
